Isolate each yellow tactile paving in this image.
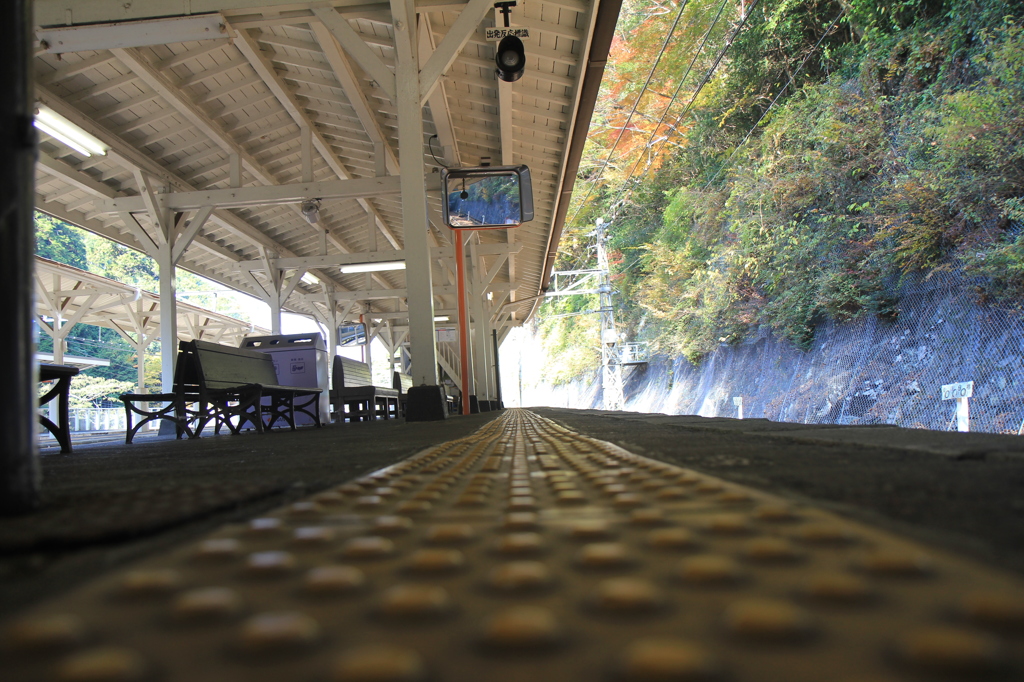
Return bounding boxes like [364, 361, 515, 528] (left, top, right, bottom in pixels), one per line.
[3, 409, 1023, 681]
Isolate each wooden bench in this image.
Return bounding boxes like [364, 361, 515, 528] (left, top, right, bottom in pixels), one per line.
[330, 356, 398, 421]
[392, 371, 413, 417]
[39, 363, 80, 453]
[119, 340, 322, 443]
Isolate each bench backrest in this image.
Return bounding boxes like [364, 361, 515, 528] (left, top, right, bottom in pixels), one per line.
[190, 339, 279, 390]
[333, 355, 374, 390]
[393, 372, 413, 394]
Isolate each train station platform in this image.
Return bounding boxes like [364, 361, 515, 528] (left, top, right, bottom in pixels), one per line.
[3, 408, 1024, 681]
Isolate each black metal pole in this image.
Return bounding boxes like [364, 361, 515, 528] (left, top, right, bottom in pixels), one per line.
[0, 0, 39, 514]
[492, 329, 503, 409]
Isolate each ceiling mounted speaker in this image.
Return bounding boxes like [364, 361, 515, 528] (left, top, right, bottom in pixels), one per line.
[495, 35, 525, 83]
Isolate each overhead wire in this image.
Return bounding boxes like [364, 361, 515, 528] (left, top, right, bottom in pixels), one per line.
[620, 0, 763, 203]
[613, 0, 734, 198]
[701, 7, 846, 191]
[553, 0, 747, 291]
[551, 0, 840, 293]
[565, 0, 693, 230]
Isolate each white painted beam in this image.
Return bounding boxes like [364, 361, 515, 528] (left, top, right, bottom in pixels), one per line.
[311, 6, 397, 102]
[310, 22, 399, 175]
[236, 245, 457, 270]
[235, 27, 403, 250]
[418, 17, 460, 168]
[418, 0, 491, 105]
[299, 285, 455, 301]
[97, 175, 402, 213]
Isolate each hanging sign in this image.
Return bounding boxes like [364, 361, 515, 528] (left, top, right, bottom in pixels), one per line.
[486, 27, 530, 40]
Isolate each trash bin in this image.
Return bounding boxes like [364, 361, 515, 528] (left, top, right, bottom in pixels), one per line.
[240, 333, 330, 426]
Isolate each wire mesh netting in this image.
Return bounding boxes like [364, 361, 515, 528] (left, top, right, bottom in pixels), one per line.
[533, 270, 1024, 434]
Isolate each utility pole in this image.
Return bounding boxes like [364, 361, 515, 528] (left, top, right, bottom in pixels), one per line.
[595, 218, 624, 411]
[544, 218, 624, 411]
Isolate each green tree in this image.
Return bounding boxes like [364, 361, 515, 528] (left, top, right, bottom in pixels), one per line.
[35, 212, 87, 268]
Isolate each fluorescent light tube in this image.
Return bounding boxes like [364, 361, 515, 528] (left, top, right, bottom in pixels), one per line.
[34, 106, 108, 157]
[433, 316, 450, 322]
[340, 261, 406, 274]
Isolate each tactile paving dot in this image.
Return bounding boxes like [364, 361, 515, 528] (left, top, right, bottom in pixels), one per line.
[893, 627, 1006, 675]
[243, 551, 297, 578]
[171, 587, 243, 623]
[722, 599, 816, 642]
[799, 573, 876, 605]
[56, 646, 149, 682]
[857, 549, 934, 577]
[341, 536, 396, 560]
[424, 524, 475, 545]
[616, 638, 722, 681]
[648, 528, 699, 551]
[331, 644, 427, 682]
[495, 532, 545, 555]
[116, 569, 183, 599]
[577, 542, 634, 569]
[487, 561, 553, 592]
[405, 549, 465, 573]
[237, 612, 320, 655]
[303, 566, 366, 595]
[373, 516, 414, 535]
[246, 517, 285, 535]
[378, 585, 453, 619]
[292, 526, 335, 546]
[591, 578, 663, 614]
[958, 591, 1024, 630]
[676, 555, 744, 586]
[192, 538, 241, 562]
[4, 614, 86, 653]
[479, 606, 563, 651]
[6, 409, 1024, 682]
[742, 537, 802, 564]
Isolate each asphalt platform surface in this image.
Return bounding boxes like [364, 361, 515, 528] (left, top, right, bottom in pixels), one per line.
[4, 407, 1024, 619]
[535, 408, 1024, 578]
[0, 412, 500, 617]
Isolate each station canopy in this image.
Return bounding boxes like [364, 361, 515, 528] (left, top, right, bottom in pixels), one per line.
[35, 256, 268, 352]
[32, 0, 618, 334]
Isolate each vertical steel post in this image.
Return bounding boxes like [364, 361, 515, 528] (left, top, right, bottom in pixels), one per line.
[492, 328, 503, 407]
[455, 234, 472, 414]
[595, 219, 623, 411]
[0, 0, 39, 514]
[468, 240, 491, 404]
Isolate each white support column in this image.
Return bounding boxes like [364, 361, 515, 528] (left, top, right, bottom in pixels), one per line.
[127, 170, 212, 392]
[264, 250, 284, 335]
[324, 286, 338, 358]
[362, 306, 373, 372]
[391, 0, 438, 390]
[154, 196, 177, 391]
[136, 338, 146, 392]
[156, 249, 177, 390]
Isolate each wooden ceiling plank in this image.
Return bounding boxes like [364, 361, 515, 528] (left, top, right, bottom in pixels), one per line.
[234, 27, 402, 251]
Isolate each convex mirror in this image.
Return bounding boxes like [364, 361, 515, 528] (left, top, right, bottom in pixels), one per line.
[441, 165, 534, 229]
[337, 323, 367, 346]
